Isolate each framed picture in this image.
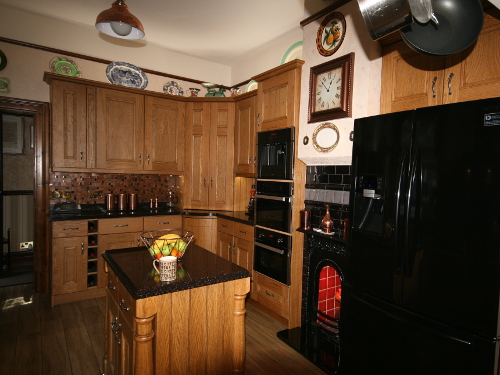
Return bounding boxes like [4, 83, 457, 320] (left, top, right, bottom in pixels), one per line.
[3, 114, 23, 154]
[308, 52, 354, 123]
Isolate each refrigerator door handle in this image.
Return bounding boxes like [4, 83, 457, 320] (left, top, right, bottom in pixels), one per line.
[404, 147, 421, 277]
[395, 145, 410, 275]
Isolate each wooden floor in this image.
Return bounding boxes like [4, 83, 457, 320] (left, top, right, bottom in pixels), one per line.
[0, 284, 326, 375]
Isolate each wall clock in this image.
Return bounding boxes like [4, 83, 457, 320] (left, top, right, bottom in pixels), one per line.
[316, 12, 346, 57]
[308, 52, 354, 123]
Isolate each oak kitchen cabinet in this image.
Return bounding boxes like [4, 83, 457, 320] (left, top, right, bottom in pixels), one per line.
[252, 59, 304, 132]
[51, 215, 182, 305]
[51, 219, 106, 306]
[380, 8, 500, 114]
[216, 217, 253, 273]
[184, 100, 235, 211]
[45, 73, 185, 174]
[182, 216, 216, 253]
[234, 92, 257, 176]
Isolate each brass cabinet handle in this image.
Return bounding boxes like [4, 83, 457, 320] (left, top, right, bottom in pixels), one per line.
[432, 77, 437, 98]
[119, 299, 130, 311]
[113, 323, 121, 345]
[256, 113, 261, 127]
[80, 150, 84, 161]
[448, 73, 454, 95]
[147, 154, 150, 165]
[139, 154, 142, 164]
[108, 280, 116, 290]
[81, 242, 84, 255]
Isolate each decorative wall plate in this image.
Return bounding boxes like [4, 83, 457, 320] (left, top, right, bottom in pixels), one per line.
[316, 12, 346, 57]
[163, 81, 184, 96]
[49, 56, 81, 77]
[280, 41, 303, 65]
[106, 62, 148, 89]
[312, 122, 340, 153]
[245, 80, 258, 92]
[0, 50, 7, 71]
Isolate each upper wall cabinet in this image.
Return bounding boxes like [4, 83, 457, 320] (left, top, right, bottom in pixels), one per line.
[45, 73, 185, 174]
[252, 60, 304, 132]
[234, 92, 257, 176]
[381, 8, 500, 114]
[49, 79, 97, 170]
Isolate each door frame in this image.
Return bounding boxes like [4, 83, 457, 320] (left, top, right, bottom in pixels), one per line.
[0, 96, 50, 292]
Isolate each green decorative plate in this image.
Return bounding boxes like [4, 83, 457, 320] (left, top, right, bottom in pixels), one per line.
[49, 56, 82, 77]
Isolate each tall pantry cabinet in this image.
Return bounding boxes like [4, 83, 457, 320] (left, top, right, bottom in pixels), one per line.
[184, 99, 235, 211]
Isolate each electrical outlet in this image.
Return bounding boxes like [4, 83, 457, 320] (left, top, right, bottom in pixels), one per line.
[20, 241, 33, 250]
[62, 191, 72, 198]
[51, 190, 62, 199]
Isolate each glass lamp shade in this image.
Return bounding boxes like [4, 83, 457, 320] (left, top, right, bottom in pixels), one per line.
[95, 1, 144, 39]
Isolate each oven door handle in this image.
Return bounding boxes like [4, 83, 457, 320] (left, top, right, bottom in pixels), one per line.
[255, 194, 291, 202]
[256, 242, 286, 255]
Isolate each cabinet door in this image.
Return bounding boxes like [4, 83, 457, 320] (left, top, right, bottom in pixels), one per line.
[144, 96, 185, 172]
[234, 95, 257, 175]
[96, 88, 145, 171]
[107, 295, 120, 375]
[52, 236, 87, 295]
[380, 41, 446, 114]
[443, 15, 500, 105]
[217, 231, 233, 261]
[182, 216, 216, 252]
[185, 102, 211, 209]
[233, 237, 253, 272]
[50, 80, 89, 169]
[119, 319, 135, 375]
[255, 62, 302, 132]
[209, 102, 234, 210]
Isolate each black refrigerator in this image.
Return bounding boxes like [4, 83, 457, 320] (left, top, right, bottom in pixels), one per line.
[340, 97, 500, 375]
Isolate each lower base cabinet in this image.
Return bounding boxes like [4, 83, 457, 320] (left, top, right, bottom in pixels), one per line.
[252, 271, 290, 321]
[103, 265, 250, 375]
[182, 216, 216, 252]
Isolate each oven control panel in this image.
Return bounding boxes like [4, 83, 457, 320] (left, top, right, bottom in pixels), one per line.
[255, 227, 292, 251]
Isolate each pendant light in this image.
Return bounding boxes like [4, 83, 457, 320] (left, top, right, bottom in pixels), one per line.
[95, 0, 145, 40]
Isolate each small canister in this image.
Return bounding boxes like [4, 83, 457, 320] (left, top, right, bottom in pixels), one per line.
[105, 193, 115, 211]
[300, 209, 311, 230]
[128, 193, 137, 210]
[116, 194, 127, 211]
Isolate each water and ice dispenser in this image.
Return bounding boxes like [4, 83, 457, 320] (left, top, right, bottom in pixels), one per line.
[353, 175, 385, 235]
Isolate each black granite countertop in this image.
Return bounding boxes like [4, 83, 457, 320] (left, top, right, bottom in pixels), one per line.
[102, 244, 251, 300]
[49, 204, 254, 226]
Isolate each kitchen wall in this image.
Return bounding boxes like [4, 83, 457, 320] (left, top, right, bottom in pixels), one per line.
[297, 1, 382, 165]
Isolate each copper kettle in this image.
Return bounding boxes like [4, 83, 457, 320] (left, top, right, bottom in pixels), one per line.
[165, 190, 178, 208]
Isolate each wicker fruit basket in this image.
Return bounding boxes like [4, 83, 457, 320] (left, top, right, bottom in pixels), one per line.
[140, 229, 194, 260]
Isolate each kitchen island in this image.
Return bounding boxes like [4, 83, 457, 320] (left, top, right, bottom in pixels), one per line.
[102, 244, 251, 375]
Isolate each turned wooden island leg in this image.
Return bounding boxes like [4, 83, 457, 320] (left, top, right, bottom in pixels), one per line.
[233, 278, 251, 374]
[134, 315, 155, 375]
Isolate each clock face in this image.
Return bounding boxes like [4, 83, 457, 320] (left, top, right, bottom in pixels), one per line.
[315, 67, 342, 112]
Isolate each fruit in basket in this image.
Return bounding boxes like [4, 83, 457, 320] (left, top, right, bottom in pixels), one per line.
[176, 240, 187, 253]
[159, 233, 181, 243]
[160, 244, 171, 256]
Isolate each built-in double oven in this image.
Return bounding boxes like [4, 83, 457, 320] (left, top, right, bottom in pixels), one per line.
[254, 127, 294, 286]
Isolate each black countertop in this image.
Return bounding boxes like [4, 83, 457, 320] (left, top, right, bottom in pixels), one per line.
[102, 244, 251, 300]
[49, 204, 254, 226]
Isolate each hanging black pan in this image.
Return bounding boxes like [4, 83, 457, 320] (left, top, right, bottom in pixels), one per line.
[400, 0, 484, 56]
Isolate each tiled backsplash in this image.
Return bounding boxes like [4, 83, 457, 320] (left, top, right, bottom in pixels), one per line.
[50, 172, 178, 205]
[305, 165, 351, 232]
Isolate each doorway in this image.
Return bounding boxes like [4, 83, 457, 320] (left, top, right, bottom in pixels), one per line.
[1, 113, 35, 287]
[0, 96, 50, 292]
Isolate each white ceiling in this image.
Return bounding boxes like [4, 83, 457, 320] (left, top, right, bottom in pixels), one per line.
[0, 0, 335, 64]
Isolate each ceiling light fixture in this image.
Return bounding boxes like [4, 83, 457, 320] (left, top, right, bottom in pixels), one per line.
[95, 0, 145, 40]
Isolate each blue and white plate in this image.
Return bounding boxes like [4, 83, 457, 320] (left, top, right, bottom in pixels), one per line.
[106, 62, 148, 89]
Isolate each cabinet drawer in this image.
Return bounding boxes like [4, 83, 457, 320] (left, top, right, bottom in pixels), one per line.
[52, 220, 88, 238]
[143, 215, 182, 231]
[254, 272, 289, 319]
[107, 268, 120, 304]
[233, 222, 254, 242]
[99, 217, 143, 234]
[118, 286, 137, 328]
[217, 218, 234, 235]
